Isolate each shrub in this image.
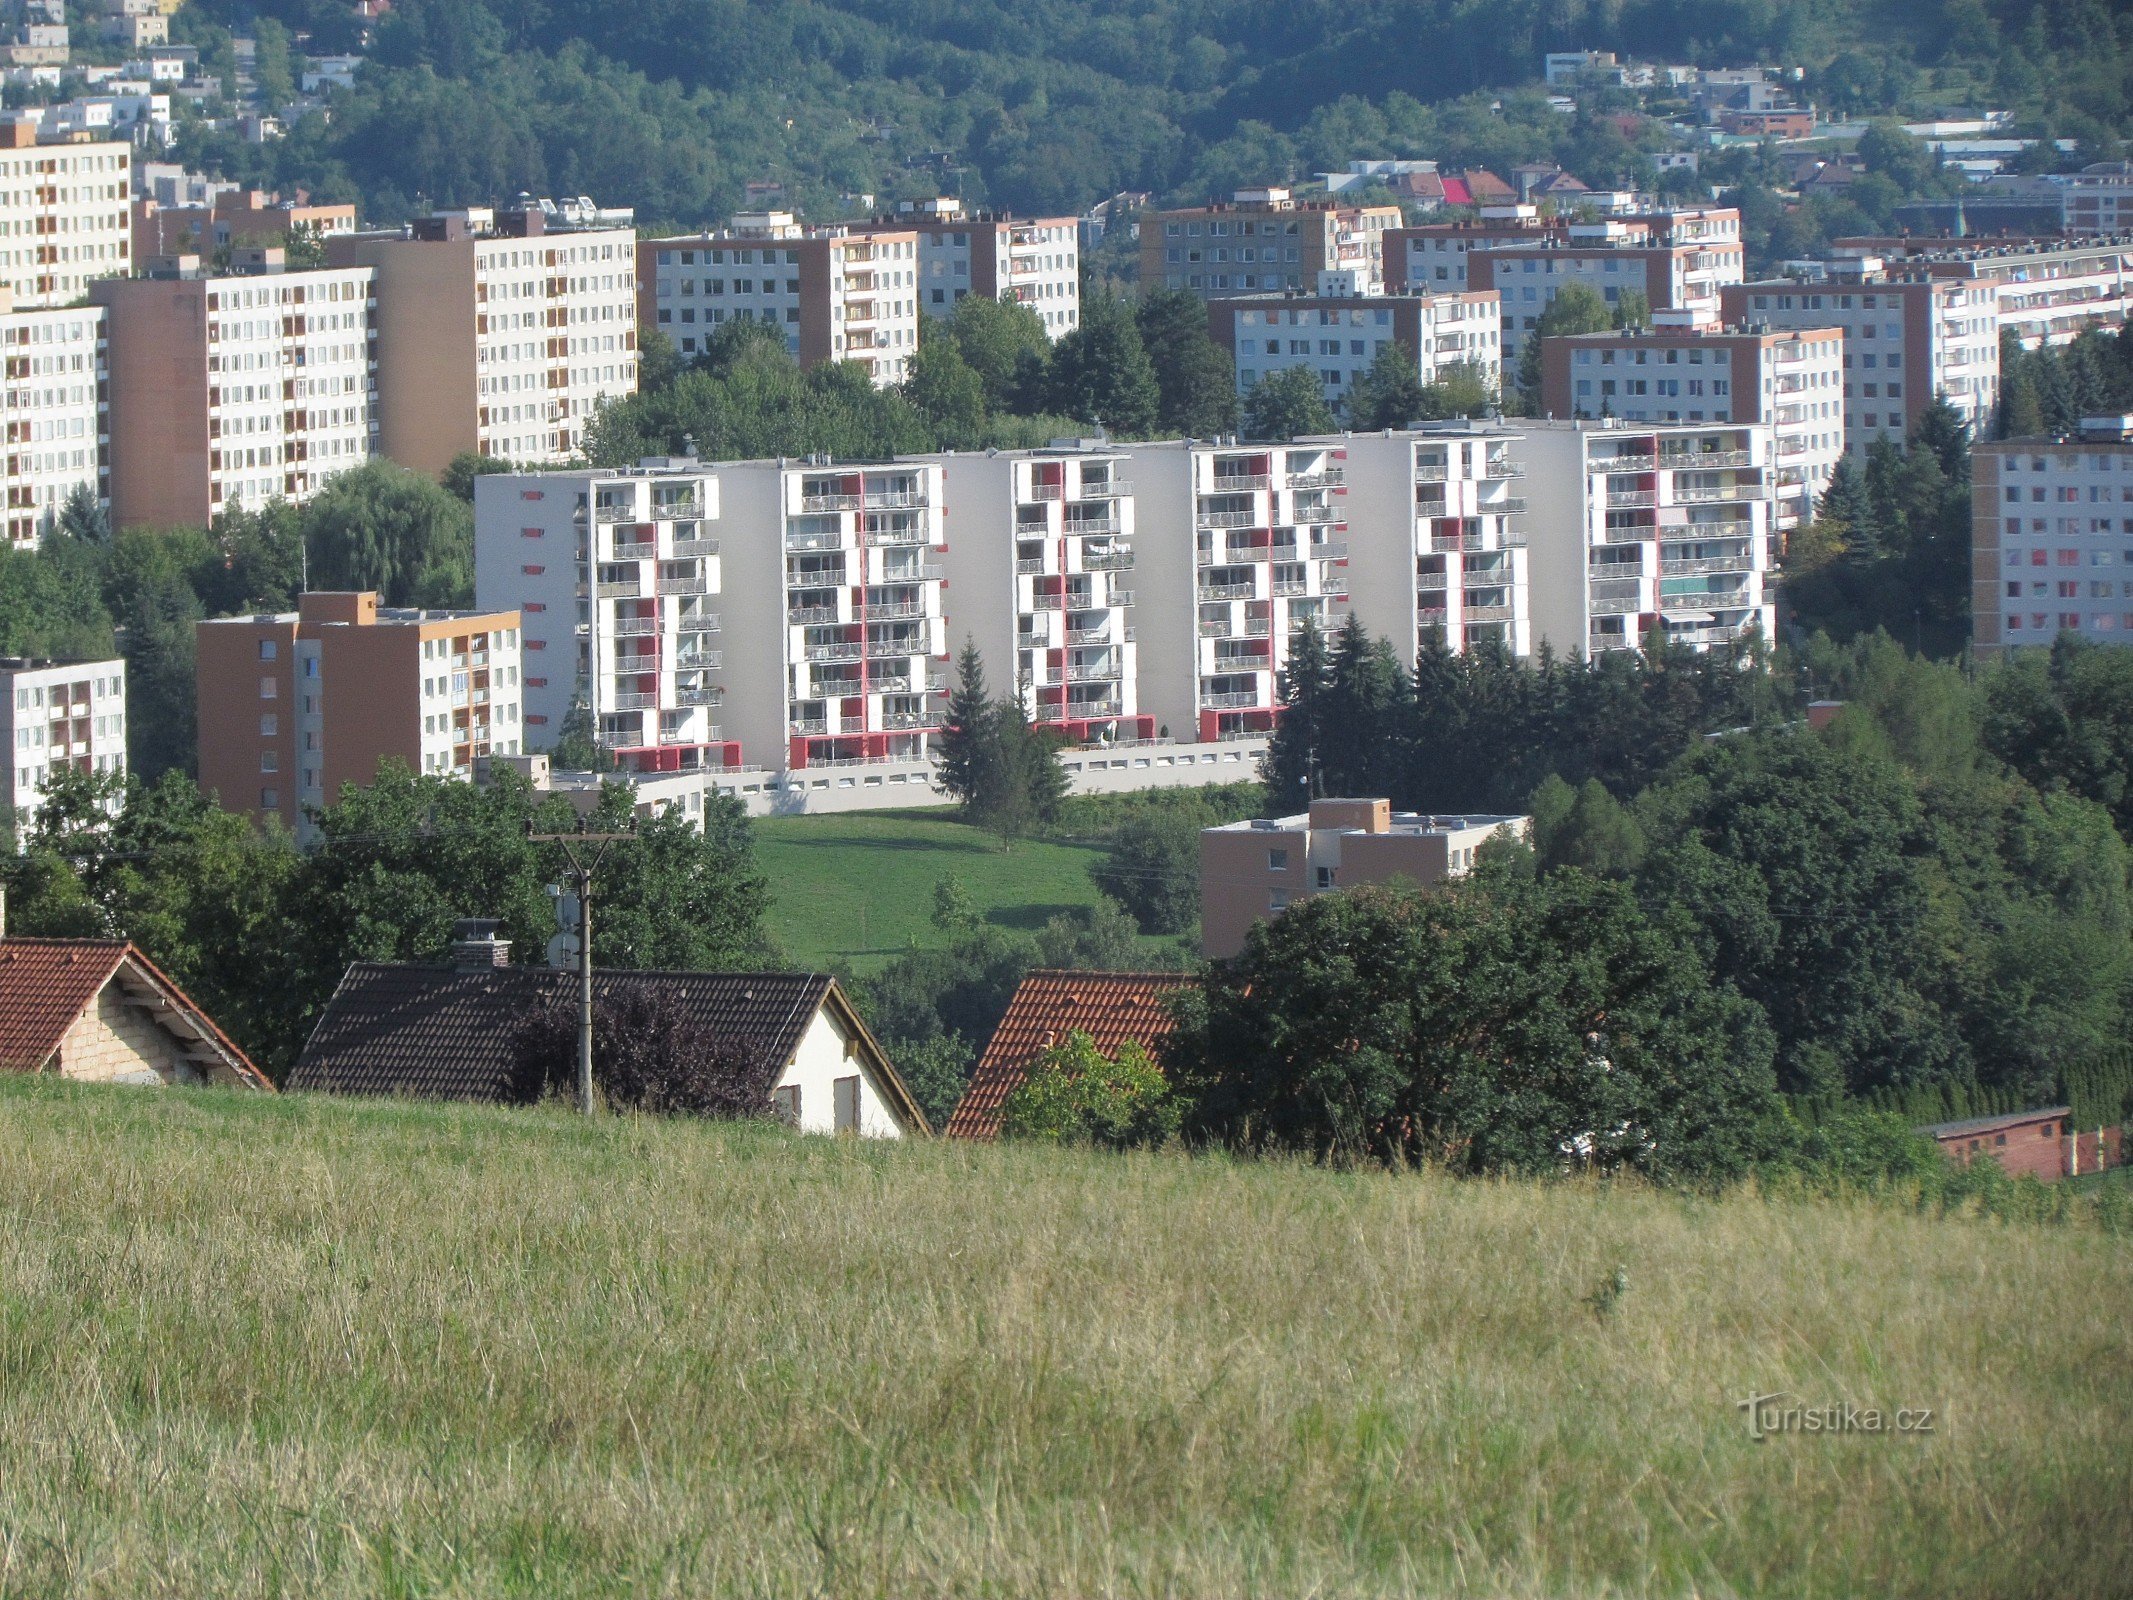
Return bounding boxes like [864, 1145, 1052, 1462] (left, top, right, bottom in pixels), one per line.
[1000, 1031, 1180, 1148]
[509, 986, 777, 1117]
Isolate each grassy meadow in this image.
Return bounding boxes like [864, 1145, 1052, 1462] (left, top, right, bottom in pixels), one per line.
[0, 1078, 2126, 1598]
[754, 809, 1168, 972]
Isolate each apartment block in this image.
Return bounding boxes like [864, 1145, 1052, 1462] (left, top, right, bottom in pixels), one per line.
[1200, 797, 1529, 958]
[1829, 235, 2133, 348]
[1389, 207, 1742, 296]
[1720, 267, 2000, 458]
[133, 187, 357, 262]
[1540, 321, 1845, 529]
[1513, 418, 1778, 658]
[2, 655, 124, 820]
[0, 301, 106, 547]
[1972, 416, 2133, 657]
[92, 252, 375, 527]
[1210, 290, 1502, 415]
[856, 198, 1080, 337]
[638, 215, 919, 384]
[1334, 427, 1531, 662]
[715, 459, 948, 769]
[1141, 188, 1402, 297]
[935, 444, 1150, 745]
[330, 202, 637, 475]
[196, 591, 523, 832]
[0, 131, 130, 308]
[1121, 439, 1350, 742]
[472, 462, 734, 777]
[1472, 224, 1747, 367]
[2055, 164, 2133, 235]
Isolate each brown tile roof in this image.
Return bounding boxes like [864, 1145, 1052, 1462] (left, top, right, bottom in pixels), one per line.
[288, 964, 927, 1129]
[0, 938, 269, 1088]
[945, 970, 1194, 1140]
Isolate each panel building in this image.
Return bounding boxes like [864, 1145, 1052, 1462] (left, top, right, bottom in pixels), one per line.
[1141, 189, 1402, 297]
[1972, 415, 2133, 657]
[0, 300, 106, 546]
[3, 655, 124, 820]
[0, 130, 131, 309]
[855, 198, 1080, 337]
[1210, 290, 1502, 417]
[196, 592, 523, 832]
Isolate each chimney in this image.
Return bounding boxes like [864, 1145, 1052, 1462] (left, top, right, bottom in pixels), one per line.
[449, 918, 510, 971]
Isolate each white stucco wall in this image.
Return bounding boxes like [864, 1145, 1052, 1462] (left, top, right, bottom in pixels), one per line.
[771, 1004, 914, 1137]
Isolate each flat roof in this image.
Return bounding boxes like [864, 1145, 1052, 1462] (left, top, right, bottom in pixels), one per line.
[1917, 1106, 2071, 1138]
[1214, 811, 1525, 835]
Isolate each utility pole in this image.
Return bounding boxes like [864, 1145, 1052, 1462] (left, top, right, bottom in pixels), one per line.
[529, 827, 634, 1114]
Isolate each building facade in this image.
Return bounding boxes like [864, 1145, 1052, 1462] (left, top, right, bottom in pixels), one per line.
[93, 253, 375, 527]
[0, 302, 106, 546]
[1972, 416, 2133, 657]
[473, 462, 735, 776]
[1472, 227, 1747, 367]
[936, 445, 1149, 745]
[1141, 189, 1402, 297]
[856, 198, 1080, 337]
[1210, 290, 1502, 415]
[196, 592, 523, 832]
[330, 204, 637, 475]
[638, 216, 920, 384]
[1335, 426, 1532, 663]
[1829, 235, 2133, 349]
[1540, 321, 1845, 530]
[2, 655, 124, 821]
[0, 132, 130, 309]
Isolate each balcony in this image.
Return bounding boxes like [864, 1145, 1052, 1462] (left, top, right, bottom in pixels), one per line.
[657, 575, 710, 596]
[1590, 594, 1643, 615]
[1416, 572, 1448, 592]
[1199, 579, 1257, 599]
[1659, 554, 1755, 576]
[595, 580, 640, 598]
[593, 502, 638, 524]
[1481, 457, 1525, 479]
[1290, 504, 1340, 526]
[1463, 604, 1516, 623]
[867, 635, 929, 659]
[1672, 486, 1755, 506]
[880, 710, 937, 730]
[1198, 509, 1258, 530]
[1201, 690, 1265, 709]
[650, 498, 702, 520]
[865, 600, 930, 620]
[788, 604, 839, 625]
[1210, 473, 1271, 492]
[676, 650, 722, 671]
[608, 616, 660, 637]
[1064, 515, 1122, 538]
[805, 642, 864, 662]
[1481, 497, 1527, 517]
[1081, 549, 1134, 571]
[610, 541, 656, 562]
[879, 564, 945, 584]
[1067, 624, 1131, 646]
[1288, 469, 1344, 489]
[865, 524, 930, 547]
[1661, 448, 1754, 470]
[1607, 491, 1657, 509]
[787, 528, 847, 552]
[1591, 453, 1657, 473]
[608, 692, 658, 711]
[1200, 618, 1272, 638]
[1015, 556, 1047, 574]
[1079, 479, 1132, 498]
[1414, 463, 1451, 483]
[670, 536, 719, 558]
[864, 488, 930, 509]
[800, 493, 863, 513]
[1066, 660, 1124, 682]
[1661, 590, 1750, 613]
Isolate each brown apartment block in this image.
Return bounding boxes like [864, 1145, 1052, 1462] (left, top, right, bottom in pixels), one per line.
[132, 189, 358, 263]
[196, 591, 523, 832]
[329, 204, 638, 476]
[1141, 187, 1403, 296]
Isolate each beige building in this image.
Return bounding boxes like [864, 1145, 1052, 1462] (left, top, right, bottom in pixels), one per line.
[0, 300, 106, 545]
[1972, 416, 2133, 657]
[196, 591, 523, 832]
[93, 251, 376, 527]
[857, 198, 1081, 337]
[639, 215, 920, 385]
[1143, 188, 1403, 297]
[0, 130, 131, 308]
[329, 202, 638, 476]
[1201, 798, 1529, 957]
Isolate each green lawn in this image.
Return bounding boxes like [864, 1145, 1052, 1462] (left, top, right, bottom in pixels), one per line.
[0, 1076, 2125, 1598]
[755, 808, 1166, 972]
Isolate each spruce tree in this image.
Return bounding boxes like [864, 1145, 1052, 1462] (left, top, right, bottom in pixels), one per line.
[936, 641, 995, 806]
[1265, 618, 1334, 804]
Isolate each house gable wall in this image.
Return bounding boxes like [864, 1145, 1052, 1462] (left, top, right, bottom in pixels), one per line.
[57, 983, 197, 1085]
[772, 1003, 910, 1137]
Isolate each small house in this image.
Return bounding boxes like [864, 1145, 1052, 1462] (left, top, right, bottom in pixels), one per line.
[0, 937, 270, 1089]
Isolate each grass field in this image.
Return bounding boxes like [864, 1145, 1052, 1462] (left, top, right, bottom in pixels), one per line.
[755, 809, 1164, 972]
[0, 1077, 2127, 1599]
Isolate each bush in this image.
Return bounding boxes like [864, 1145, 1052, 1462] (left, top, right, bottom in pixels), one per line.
[1090, 811, 1202, 935]
[1000, 1032, 1180, 1148]
[510, 986, 777, 1117]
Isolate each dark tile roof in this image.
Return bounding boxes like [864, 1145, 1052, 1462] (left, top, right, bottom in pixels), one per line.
[945, 970, 1194, 1140]
[1918, 1106, 2072, 1139]
[0, 938, 268, 1088]
[288, 964, 895, 1114]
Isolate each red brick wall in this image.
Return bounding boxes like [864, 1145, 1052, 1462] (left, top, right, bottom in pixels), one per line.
[1934, 1117, 2125, 1182]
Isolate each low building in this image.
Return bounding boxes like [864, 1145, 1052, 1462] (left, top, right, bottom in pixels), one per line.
[1972, 415, 2133, 656]
[1209, 290, 1502, 417]
[1201, 798, 1529, 958]
[1916, 1106, 2120, 1182]
[288, 936, 928, 1135]
[2054, 163, 2133, 235]
[0, 936, 269, 1087]
[2, 655, 125, 820]
[1720, 107, 1815, 138]
[945, 969, 1193, 1139]
[196, 592, 524, 832]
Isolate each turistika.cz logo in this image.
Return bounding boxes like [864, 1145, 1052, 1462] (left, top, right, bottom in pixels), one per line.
[1737, 1392, 1937, 1441]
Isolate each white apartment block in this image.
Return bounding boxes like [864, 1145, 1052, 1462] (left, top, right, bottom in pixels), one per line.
[717, 459, 948, 769]
[1513, 419, 1777, 658]
[0, 135, 130, 309]
[859, 199, 1081, 337]
[936, 445, 1148, 743]
[93, 257, 376, 527]
[473, 463, 732, 777]
[1211, 291, 1502, 417]
[1121, 439, 1350, 743]
[1721, 270, 2000, 461]
[1836, 236, 2133, 349]
[638, 216, 920, 385]
[2, 656, 123, 822]
[330, 206, 638, 476]
[0, 303, 105, 547]
[1474, 230, 1746, 367]
[1335, 427, 1531, 662]
[1973, 417, 2133, 657]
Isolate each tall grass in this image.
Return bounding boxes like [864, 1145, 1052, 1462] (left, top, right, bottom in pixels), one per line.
[0, 1077, 2126, 1598]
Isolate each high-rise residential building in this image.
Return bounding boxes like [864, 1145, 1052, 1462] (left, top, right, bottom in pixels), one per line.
[1120, 439, 1349, 742]
[1141, 189, 1403, 297]
[1209, 290, 1502, 416]
[715, 459, 949, 769]
[1469, 220, 1748, 368]
[1826, 235, 2133, 348]
[473, 461, 734, 777]
[854, 198, 1081, 337]
[1720, 265, 2000, 458]
[329, 201, 638, 475]
[638, 215, 920, 384]
[1539, 320, 1845, 529]
[1972, 415, 2133, 657]
[0, 300, 107, 547]
[2053, 165, 2133, 235]
[2, 655, 124, 820]
[935, 444, 1150, 745]
[195, 591, 524, 832]
[1333, 426, 1531, 662]
[1387, 207, 1742, 305]
[1511, 418, 1778, 658]
[0, 130, 131, 309]
[92, 250, 376, 528]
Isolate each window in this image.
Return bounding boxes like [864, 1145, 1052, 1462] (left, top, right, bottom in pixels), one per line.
[834, 1075, 862, 1134]
[771, 1085, 801, 1125]
[260, 750, 278, 773]
[259, 788, 278, 809]
[1268, 848, 1288, 871]
[1268, 890, 1288, 911]
[259, 676, 277, 699]
[1315, 866, 1335, 889]
[258, 639, 278, 661]
[259, 714, 277, 736]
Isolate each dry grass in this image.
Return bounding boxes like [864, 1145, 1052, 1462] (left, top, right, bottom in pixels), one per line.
[0, 1076, 2126, 1599]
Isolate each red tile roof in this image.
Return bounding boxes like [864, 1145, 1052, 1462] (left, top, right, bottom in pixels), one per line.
[944, 970, 1194, 1140]
[0, 938, 269, 1088]
[1441, 177, 1474, 207]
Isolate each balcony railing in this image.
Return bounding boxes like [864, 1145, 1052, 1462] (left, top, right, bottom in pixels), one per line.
[1210, 473, 1271, 492]
[1066, 661, 1124, 682]
[864, 600, 930, 620]
[1064, 515, 1122, 537]
[1590, 595, 1642, 615]
[1414, 463, 1451, 483]
[1607, 491, 1657, 509]
[805, 642, 864, 662]
[657, 576, 709, 596]
[1661, 590, 1751, 612]
[864, 488, 930, 509]
[1198, 509, 1258, 530]
[670, 536, 719, 558]
[1067, 624, 1131, 645]
[1015, 556, 1047, 574]
[596, 581, 640, 598]
[1081, 550, 1134, 571]
[1290, 504, 1340, 525]
[1591, 453, 1656, 473]
[1482, 497, 1528, 516]
[608, 616, 659, 637]
[609, 692, 657, 711]
[610, 541, 656, 561]
[1080, 479, 1132, 498]
[1590, 577, 1644, 603]
[1199, 580, 1257, 599]
[786, 529, 847, 552]
[1672, 486, 1756, 505]
[1481, 457, 1525, 479]
[593, 503, 638, 524]
[1661, 449, 1754, 469]
[1201, 690, 1266, 709]
[1463, 603, 1516, 623]
[880, 711, 937, 730]
[800, 493, 862, 512]
[788, 604, 838, 625]
[1660, 555, 1755, 576]
[1288, 469, 1344, 489]
[1416, 572, 1448, 592]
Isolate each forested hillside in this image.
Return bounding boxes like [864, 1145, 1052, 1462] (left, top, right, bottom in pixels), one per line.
[185, 0, 2130, 226]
